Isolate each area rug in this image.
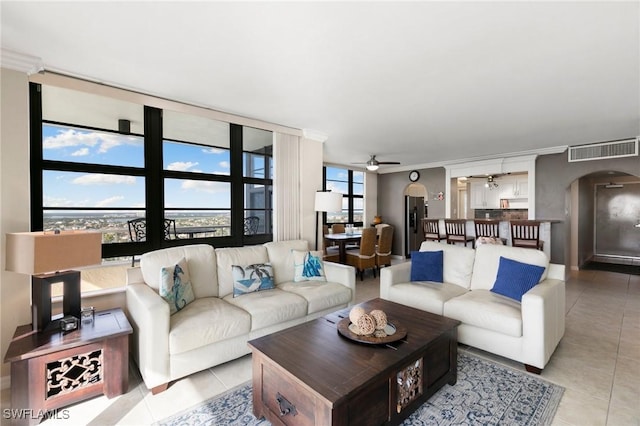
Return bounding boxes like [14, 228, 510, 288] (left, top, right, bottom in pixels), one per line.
[156, 352, 564, 426]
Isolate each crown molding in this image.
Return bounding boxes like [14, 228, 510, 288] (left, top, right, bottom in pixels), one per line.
[377, 145, 569, 174]
[1, 48, 44, 75]
[302, 128, 329, 143]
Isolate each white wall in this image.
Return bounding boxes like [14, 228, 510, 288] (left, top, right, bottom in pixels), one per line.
[1, 68, 32, 383]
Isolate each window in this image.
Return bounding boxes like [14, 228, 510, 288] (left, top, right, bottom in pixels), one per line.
[30, 83, 274, 289]
[324, 166, 364, 226]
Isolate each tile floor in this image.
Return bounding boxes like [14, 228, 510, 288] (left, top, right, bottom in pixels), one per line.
[1, 267, 638, 425]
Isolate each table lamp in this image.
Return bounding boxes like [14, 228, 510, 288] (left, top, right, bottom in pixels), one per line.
[5, 230, 102, 332]
[314, 191, 343, 250]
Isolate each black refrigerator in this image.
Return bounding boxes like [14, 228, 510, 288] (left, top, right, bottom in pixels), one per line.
[405, 196, 426, 257]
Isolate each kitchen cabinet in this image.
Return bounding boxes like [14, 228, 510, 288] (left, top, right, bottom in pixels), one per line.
[499, 176, 528, 199]
[470, 181, 500, 209]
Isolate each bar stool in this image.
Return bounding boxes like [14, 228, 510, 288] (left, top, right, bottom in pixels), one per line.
[422, 219, 445, 242]
[444, 219, 475, 247]
[510, 220, 544, 250]
[474, 219, 506, 245]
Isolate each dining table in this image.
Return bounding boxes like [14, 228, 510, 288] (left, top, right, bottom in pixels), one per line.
[324, 232, 362, 264]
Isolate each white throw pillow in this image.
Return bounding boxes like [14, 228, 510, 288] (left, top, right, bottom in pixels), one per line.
[293, 250, 326, 282]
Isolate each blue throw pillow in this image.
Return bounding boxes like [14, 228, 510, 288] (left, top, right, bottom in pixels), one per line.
[410, 250, 444, 283]
[232, 263, 275, 297]
[491, 256, 545, 302]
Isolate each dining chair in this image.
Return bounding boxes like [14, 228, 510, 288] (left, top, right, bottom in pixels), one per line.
[331, 223, 345, 234]
[346, 227, 377, 280]
[127, 218, 179, 266]
[376, 225, 394, 270]
[473, 219, 506, 245]
[322, 225, 340, 262]
[243, 216, 260, 235]
[422, 219, 445, 242]
[444, 219, 475, 247]
[510, 220, 544, 250]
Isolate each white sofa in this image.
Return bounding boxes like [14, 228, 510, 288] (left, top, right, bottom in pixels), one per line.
[126, 240, 356, 393]
[380, 241, 565, 373]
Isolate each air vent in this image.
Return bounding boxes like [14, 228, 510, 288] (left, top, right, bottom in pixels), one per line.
[568, 138, 638, 162]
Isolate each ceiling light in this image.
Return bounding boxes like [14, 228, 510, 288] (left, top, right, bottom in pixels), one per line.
[366, 164, 379, 171]
[486, 176, 499, 190]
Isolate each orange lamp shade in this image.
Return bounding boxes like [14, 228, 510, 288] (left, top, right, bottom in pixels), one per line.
[5, 230, 102, 275]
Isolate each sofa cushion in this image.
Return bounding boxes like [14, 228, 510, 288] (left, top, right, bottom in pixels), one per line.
[232, 263, 275, 297]
[410, 250, 443, 282]
[169, 297, 251, 355]
[293, 250, 326, 282]
[141, 244, 218, 298]
[264, 240, 309, 284]
[216, 245, 269, 298]
[419, 241, 476, 289]
[491, 256, 545, 302]
[388, 282, 469, 315]
[160, 257, 196, 315]
[278, 281, 352, 314]
[223, 288, 307, 331]
[443, 289, 523, 337]
[470, 244, 549, 291]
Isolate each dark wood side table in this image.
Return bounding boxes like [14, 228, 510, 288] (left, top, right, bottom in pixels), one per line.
[4, 308, 132, 425]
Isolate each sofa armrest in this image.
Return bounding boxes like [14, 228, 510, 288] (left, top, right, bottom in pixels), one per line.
[323, 261, 357, 304]
[521, 278, 565, 369]
[379, 262, 411, 300]
[126, 266, 144, 286]
[126, 282, 170, 389]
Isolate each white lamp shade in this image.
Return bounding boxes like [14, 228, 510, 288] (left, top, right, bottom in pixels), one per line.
[315, 191, 343, 212]
[5, 230, 102, 275]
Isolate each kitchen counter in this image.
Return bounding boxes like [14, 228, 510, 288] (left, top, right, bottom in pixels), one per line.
[424, 218, 562, 258]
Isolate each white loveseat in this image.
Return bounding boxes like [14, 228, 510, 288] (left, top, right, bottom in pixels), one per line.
[126, 240, 356, 393]
[380, 241, 565, 373]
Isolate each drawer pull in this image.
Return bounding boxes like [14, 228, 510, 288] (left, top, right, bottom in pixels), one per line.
[276, 392, 298, 417]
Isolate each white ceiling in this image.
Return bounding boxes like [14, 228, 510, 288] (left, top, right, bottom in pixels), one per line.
[2, 1, 639, 172]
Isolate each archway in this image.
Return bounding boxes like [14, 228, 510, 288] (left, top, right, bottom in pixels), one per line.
[403, 183, 428, 256]
[568, 170, 640, 272]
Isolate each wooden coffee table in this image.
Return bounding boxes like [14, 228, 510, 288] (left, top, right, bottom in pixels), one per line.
[248, 298, 460, 426]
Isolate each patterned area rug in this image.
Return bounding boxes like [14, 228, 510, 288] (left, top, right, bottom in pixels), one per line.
[156, 352, 563, 426]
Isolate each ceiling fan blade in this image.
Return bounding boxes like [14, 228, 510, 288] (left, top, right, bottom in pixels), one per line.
[376, 161, 401, 165]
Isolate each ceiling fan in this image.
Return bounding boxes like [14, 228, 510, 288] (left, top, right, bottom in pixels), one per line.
[465, 173, 511, 190]
[352, 155, 401, 171]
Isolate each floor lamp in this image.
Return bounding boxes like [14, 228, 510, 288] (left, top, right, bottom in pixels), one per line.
[314, 191, 343, 250]
[5, 230, 102, 332]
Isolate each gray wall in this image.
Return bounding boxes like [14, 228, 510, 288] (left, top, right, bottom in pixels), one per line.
[377, 167, 446, 257]
[378, 153, 640, 262]
[535, 152, 639, 263]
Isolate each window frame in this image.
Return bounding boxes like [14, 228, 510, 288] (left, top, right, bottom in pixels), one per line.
[323, 166, 364, 227]
[29, 83, 274, 265]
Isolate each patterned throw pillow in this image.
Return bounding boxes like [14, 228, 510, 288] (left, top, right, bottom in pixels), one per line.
[293, 250, 326, 282]
[491, 256, 545, 302]
[232, 263, 275, 297]
[160, 257, 196, 315]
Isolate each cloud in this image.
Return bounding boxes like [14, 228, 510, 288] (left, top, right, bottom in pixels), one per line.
[202, 147, 225, 155]
[167, 161, 199, 171]
[181, 180, 228, 193]
[72, 174, 136, 185]
[96, 196, 124, 207]
[43, 128, 142, 154]
[218, 161, 230, 169]
[71, 148, 89, 156]
[43, 195, 88, 207]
